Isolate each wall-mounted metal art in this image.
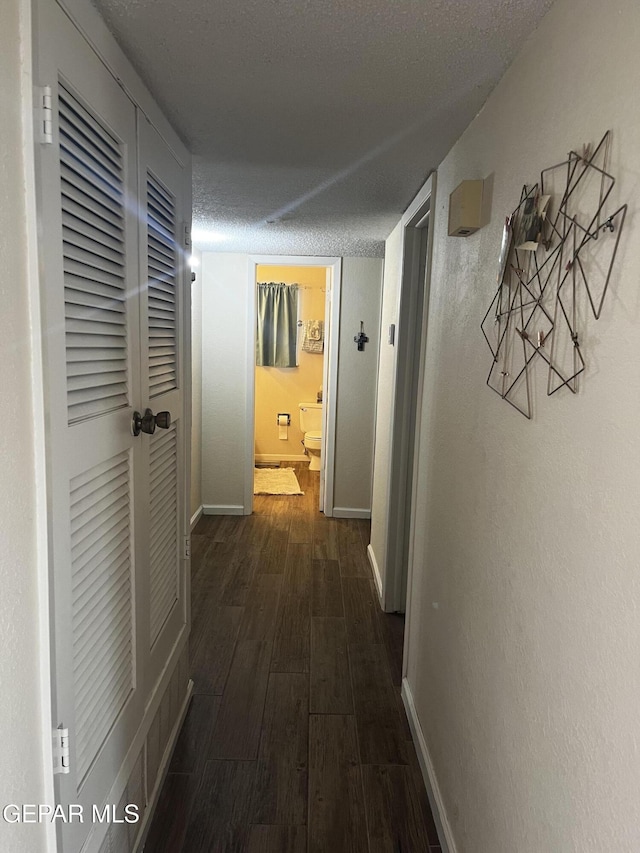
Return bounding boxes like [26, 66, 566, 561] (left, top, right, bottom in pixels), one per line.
[481, 131, 627, 419]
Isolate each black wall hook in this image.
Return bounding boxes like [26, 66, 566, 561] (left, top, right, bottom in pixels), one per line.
[354, 321, 369, 352]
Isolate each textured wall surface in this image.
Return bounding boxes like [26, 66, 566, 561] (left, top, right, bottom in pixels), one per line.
[254, 264, 326, 458]
[369, 224, 402, 579]
[200, 253, 382, 513]
[404, 0, 640, 850]
[190, 249, 203, 517]
[333, 257, 383, 513]
[0, 0, 47, 850]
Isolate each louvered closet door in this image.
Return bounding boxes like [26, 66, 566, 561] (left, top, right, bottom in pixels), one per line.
[36, 4, 143, 852]
[137, 115, 190, 691]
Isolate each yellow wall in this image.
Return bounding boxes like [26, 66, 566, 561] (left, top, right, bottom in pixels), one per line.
[255, 265, 326, 460]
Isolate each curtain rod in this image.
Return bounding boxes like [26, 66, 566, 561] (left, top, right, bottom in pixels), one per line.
[257, 281, 326, 291]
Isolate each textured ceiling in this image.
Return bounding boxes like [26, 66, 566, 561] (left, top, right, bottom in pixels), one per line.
[92, 0, 554, 256]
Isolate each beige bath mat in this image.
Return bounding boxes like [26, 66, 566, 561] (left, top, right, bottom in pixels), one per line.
[253, 467, 303, 495]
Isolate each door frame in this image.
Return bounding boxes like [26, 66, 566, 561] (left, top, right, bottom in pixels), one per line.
[383, 173, 436, 614]
[245, 255, 342, 516]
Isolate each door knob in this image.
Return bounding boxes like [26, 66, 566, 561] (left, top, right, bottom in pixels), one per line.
[132, 408, 171, 436]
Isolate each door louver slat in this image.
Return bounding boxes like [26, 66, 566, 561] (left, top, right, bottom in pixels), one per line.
[70, 451, 133, 784]
[147, 171, 178, 398]
[149, 424, 178, 643]
[59, 85, 128, 424]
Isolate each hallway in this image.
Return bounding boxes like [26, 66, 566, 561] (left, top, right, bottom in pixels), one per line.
[144, 464, 441, 852]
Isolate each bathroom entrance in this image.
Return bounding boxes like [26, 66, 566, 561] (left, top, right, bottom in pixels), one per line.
[245, 256, 342, 515]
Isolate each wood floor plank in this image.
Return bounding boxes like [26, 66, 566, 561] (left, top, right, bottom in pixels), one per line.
[311, 558, 343, 616]
[169, 694, 221, 773]
[355, 517, 371, 550]
[335, 517, 363, 556]
[308, 714, 369, 853]
[219, 546, 261, 606]
[362, 764, 433, 853]
[246, 825, 307, 853]
[208, 639, 273, 759]
[259, 527, 289, 575]
[269, 497, 293, 533]
[342, 576, 383, 645]
[213, 514, 249, 543]
[191, 540, 235, 594]
[192, 514, 222, 538]
[252, 494, 272, 515]
[312, 513, 339, 560]
[190, 533, 211, 575]
[289, 510, 314, 544]
[272, 545, 311, 673]
[348, 643, 407, 764]
[339, 550, 372, 579]
[244, 514, 271, 549]
[190, 604, 243, 694]
[251, 673, 309, 826]
[238, 573, 283, 642]
[310, 617, 353, 714]
[143, 772, 194, 853]
[181, 760, 256, 853]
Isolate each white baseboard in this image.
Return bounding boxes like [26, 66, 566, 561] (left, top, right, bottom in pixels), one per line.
[202, 504, 244, 516]
[134, 679, 194, 852]
[255, 453, 308, 463]
[401, 679, 457, 853]
[332, 507, 371, 519]
[367, 544, 383, 603]
[190, 505, 203, 530]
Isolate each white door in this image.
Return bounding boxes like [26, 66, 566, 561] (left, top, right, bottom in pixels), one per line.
[35, 2, 190, 851]
[137, 115, 190, 692]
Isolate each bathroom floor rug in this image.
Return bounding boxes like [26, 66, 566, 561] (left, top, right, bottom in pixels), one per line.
[253, 467, 304, 495]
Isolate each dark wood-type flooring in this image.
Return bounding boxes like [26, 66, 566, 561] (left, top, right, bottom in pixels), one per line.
[145, 463, 441, 852]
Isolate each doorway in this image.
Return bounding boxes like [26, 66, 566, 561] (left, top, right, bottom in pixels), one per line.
[246, 256, 342, 516]
[384, 178, 435, 615]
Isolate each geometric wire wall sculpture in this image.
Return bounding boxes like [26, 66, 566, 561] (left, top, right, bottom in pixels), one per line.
[481, 131, 627, 418]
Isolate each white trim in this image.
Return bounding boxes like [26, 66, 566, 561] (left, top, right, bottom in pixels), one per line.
[22, 0, 57, 847]
[134, 679, 194, 853]
[403, 173, 437, 679]
[203, 504, 245, 516]
[322, 257, 342, 518]
[367, 544, 383, 603]
[332, 507, 371, 519]
[401, 678, 456, 853]
[190, 505, 203, 530]
[383, 172, 436, 614]
[255, 453, 308, 463]
[246, 255, 342, 518]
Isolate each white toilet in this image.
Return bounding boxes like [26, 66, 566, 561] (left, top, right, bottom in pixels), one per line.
[298, 402, 322, 471]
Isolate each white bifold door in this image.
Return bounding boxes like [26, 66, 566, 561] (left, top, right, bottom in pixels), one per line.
[35, 2, 191, 851]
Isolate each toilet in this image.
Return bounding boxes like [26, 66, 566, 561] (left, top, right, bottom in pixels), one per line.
[298, 402, 322, 471]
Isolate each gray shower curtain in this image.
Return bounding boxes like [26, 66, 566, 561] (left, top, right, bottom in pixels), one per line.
[256, 283, 299, 367]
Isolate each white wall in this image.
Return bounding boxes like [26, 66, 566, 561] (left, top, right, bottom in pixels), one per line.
[333, 257, 383, 513]
[369, 224, 402, 580]
[200, 253, 382, 514]
[0, 0, 48, 850]
[190, 249, 203, 519]
[201, 253, 249, 511]
[398, 0, 640, 850]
